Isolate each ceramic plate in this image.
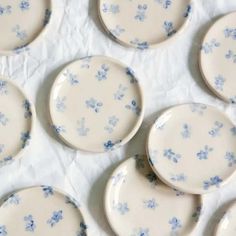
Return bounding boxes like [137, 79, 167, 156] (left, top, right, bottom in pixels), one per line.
[0, 77, 34, 167]
[0, 0, 52, 55]
[105, 155, 202, 236]
[49, 56, 144, 153]
[0, 186, 87, 235]
[200, 12, 236, 103]
[147, 103, 236, 194]
[215, 201, 236, 236]
[98, 0, 193, 49]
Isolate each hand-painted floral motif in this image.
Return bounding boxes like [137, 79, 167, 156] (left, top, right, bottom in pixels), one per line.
[77, 118, 90, 136]
[113, 202, 129, 215]
[47, 210, 63, 227]
[163, 21, 176, 37]
[163, 149, 181, 163]
[24, 215, 36, 232]
[225, 152, 236, 167]
[126, 67, 138, 83]
[104, 116, 119, 133]
[131, 228, 149, 236]
[65, 196, 80, 208]
[130, 39, 149, 50]
[0, 80, 8, 95]
[77, 222, 87, 236]
[169, 217, 182, 231]
[224, 28, 236, 40]
[4, 193, 20, 206]
[181, 124, 191, 139]
[201, 39, 220, 54]
[21, 131, 30, 148]
[135, 4, 147, 22]
[110, 25, 125, 37]
[104, 140, 121, 151]
[170, 174, 186, 182]
[102, 3, 120, 14]
[209, 121, 223, 137]
[63, 69, 79, 86]
[12, 25, 27, 40]
[52, 125, 66, 134]
[85, 98, 103, 113]
[0, 5, 11, 15]
[214, 75, 225, 91]
[190, 103, 207, 115]
[96, 64, 109, 81]
[0, 112, 9, 126]
[0, 225, 7, 236]
[114, 84, 127, 100]
[196, 145, 213, 160]
[155, 0, 172, 9]
[173, 188, 185, 196]
[20, 0, 30, 11]
[125, 100, 141, 116]
[23, 100, 32, 118]
[80, 57, 92, 69]
[225, 49, 236, 63]
[42, 186, 54, 198]
[203, 176, 222, 190]
[184, 4, 192, 18]
[143, 198, 158, 209]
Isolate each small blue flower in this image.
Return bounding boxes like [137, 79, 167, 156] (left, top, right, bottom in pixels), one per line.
[20, 0, 30, 11]
[12, 25, 27, 40]
[163, 149, 181, 163]
[0, 225, 7, 236]
[215, 75, 225, 91]
[201, 39, 220, 54]
[190, 104, 207, 115]
[63, 69, 79, 85]
[23, 99, 32, 118]
[0, 80, 7, 95]
[155, 0, 172, 9]
[132, 228, 149, 236]
[114, 202, 129, 215]
[111, 172, 126, 186]
[114, 84, 127, 100]
[163, 21, 176, 37]
[85, 98, 103, 113]
[225, 50, 236, 63]
[52, 125, 66, 134]
[104, 140, 115, 151]
[146, 172, 158, 186]
[126, 67, 138, 83]
[225, 152, 236, 167]
[224, 28, 236, 40]
[209, 121, 223, 137]
[42, 186, 54, 198]
[24, 215, 36, 232]
[197, 145, 213, 160]
[130, 39, 149, 50]
[0, 112, 8, 126]
[47, 210, 63, 227]
[125, 100, 141, 116]
[77, 118, 90, 136]
[104, 116, 119, 133]
[184, 4, 192, 18]
[143, 198, 158, 209]
[65, 196, 80, 208]
[21, 131, 31, 148]
[0, 5, 11, 15]
[110, 25, 125, 37]
[173, 189, 185, 196]
[169, 217, 182, 231]
[135, 4, 147, 22]
[203, 176, 222, 190]
[170, 174, 186, 182]
[4, 193, 20, 205]
[181, 124, 191, 139]
[55, 96, 66, 112]
[96, 64, 109, 81]
[102, 3, 120, 14]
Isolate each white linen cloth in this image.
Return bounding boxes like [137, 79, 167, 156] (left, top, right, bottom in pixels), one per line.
[1, 0, 236, 235]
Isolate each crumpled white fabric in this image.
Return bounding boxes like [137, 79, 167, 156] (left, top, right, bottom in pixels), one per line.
[1, 0, 236, 235]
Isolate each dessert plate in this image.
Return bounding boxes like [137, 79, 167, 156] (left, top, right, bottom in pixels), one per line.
[99, 0, 193, 49]
[215, 201, 236, 236]
[200, 12, 236, 103]
[0, 77, 34, 167]
[147, 103, 236, 194]
[0, 0, 52, 55]
[0, 186, 87, 236]
[105, 155, 202, 236]
[49, 56, 144, 153]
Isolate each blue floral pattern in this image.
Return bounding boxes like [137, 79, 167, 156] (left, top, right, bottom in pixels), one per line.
[130, 39, 149, 50]
[23, 100, 32, 118]
[12, 25, 27, 41]
[77, 222, 87, 236]
[114, 84, 127, 100]
[163, 149, 181, 163]
[0, 225, 7, 236]
[209, 121, 223, 137]
[143, 198, 158, 210]
[114, 202, 129, 215]
[135, 4, 147, 22]
[192, 206, 202, 222]
[4, 194, 20, 206]
[43, 9, 52, 26]
[77, 118, 90, 136]
[201, 39, 220, 54]
[102, 3, 119, 14]
[225, 152, 236, 167]
[63, 69, 79, 85]
[224, 27, 236, 40]
[184, 4, 192, 18]
[131, 228, 149, 236]
[110, 25, 125, 37]
[203, 176, 222, 190]
[190, 103, 207, 115]
[24, 215, 36, 232]
[181, 124, 191, 139]
[225, 49, 236, 63]
[21, 131, 31, 148]
[52, 125, 66, 134]
[215, 75, 225, 91]
[104, 116, 119, 133]
[47, 210, 63, 227]
[170, 174, 186, 182]
[169, 217, 182, 231]
[19, 0, 30, 11]
[0, 80, 8, 95]
[96, 64, 109, 81]
[155, 0, 172, 9]
[196, 145, 213, 160]
[42, 186, 54, 198]
[125, 100, 141, 116]
[85, 98, 103, 113]
[0, 112, 9, 126]
[126, 67, 138, 83]
[163, 21, 176, 37]
[0, 5, 11, 15]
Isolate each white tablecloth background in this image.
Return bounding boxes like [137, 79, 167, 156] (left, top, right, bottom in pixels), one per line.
[1, 0, 236, 235]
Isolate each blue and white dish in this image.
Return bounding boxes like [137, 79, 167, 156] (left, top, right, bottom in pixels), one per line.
[99, 0, 193, 49]
[49, 56, 144, 153]
[0, 77, 34, 168]
[147, 103, 236, 194]
[200, 12, 236, 103]
[105, 155, 202, 235]
[0, 186, 87, 235]
[0, 0, 52, 55]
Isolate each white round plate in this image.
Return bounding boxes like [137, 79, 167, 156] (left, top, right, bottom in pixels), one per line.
[105, 155, 202, 236]
[147, 103, 236, 194]
[98, 0, 193, 49]
[0, 0, 52, 55]
[49, 56, 144, 153]
[0, 186, 87, 236]
[215, 201, 236, 236]
[0, 77, 34, 168]
[200, 12, 236, 103]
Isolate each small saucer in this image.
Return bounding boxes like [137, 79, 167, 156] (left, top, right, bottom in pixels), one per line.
[147, 103, 236, 194]
[0, 77, 34, 167]
[105, 155, 201, 236]
[0, 186, 87, 235]
[98, 0, 193, 49]
[200, 12, 236, 103]
[49, 56, 144, 153]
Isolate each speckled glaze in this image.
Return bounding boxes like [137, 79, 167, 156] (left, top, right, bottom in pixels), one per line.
[200, 12, 236, 103]
[0, 77, 34, 168]
[105, 155, 202, 236]
[0, 186, 87, 236]
[99, 0, 193, 49]
[49, 56, 144, 153]
[147, 103, 236, 194]
[0, 0, 52, 55]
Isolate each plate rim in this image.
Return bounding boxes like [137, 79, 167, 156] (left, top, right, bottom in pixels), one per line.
[98, 0, 194, 49]
[0, 76, 35, 167]
[48, 55, 145, 153]
[0, 0, 53, 56]
[146, 102, 236, 195]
